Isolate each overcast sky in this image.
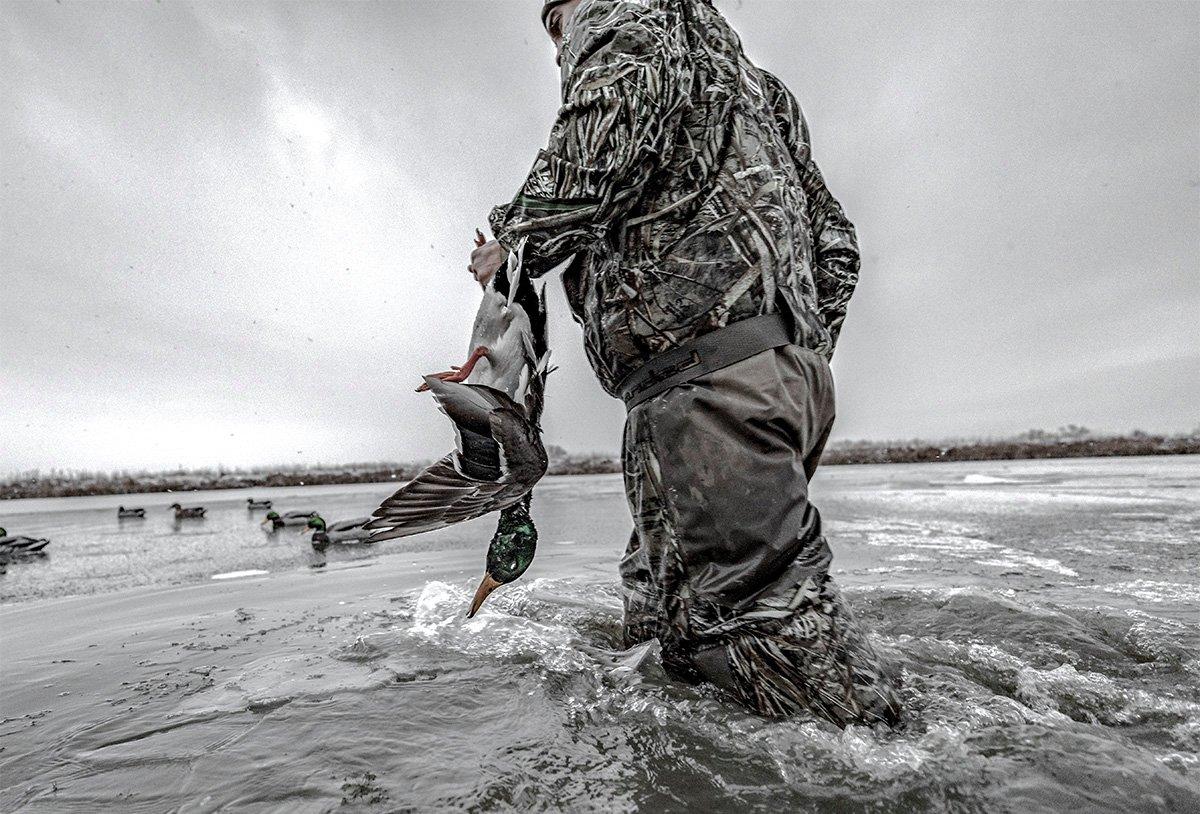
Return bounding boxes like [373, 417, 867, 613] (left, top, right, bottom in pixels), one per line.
[2, 0, 1197, 474]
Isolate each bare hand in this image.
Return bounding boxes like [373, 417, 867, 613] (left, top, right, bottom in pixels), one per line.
[469, 228, 506, 289]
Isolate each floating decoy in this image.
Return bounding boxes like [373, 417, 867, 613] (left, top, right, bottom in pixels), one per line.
[306, 515, 372, 551]
[247, 498, 272, 510]
[365, 237, 551, 616]
[0, 528, 50, 557]
[117, 506, 146, 518]
[263, 510, 318, 529]
[169, 503, 206, 519]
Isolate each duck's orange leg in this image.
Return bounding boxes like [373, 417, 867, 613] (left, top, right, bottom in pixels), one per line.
[416, 346, 490, 392]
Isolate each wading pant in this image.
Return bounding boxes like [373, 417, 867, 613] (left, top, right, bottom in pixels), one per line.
[620, 344, 901, 726]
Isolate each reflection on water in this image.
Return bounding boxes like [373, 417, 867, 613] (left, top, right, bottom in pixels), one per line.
[1, 458, 1198, 811]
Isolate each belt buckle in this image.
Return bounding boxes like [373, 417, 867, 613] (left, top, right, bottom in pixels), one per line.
[640, 350, 701, 392]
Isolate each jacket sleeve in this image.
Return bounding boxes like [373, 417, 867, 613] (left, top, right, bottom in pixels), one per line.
[488, 3, 681, 278]
[761, 70, 861, 348]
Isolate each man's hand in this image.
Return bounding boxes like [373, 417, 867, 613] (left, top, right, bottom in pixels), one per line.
[469, 229, 507, 289]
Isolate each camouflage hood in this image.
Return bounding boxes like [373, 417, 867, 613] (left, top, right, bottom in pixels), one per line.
[540, 0, 572, 27]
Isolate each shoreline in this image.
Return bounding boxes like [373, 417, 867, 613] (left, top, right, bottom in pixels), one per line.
[2, 437, 1197, 501]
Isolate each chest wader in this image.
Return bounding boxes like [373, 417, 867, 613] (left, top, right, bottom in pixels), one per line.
[617, 312, 901, 726]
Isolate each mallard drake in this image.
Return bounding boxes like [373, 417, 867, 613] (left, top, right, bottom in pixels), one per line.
[468, 496, 537, 617]
[169, 503, 206, 519]
[365, 238, 550, 616]
[247, 498, 273, 510]
[0, 528, 50, 556]
[307, 515, 372, 551]
[117, 506, 145, 518]
[263, 510, 318, 529]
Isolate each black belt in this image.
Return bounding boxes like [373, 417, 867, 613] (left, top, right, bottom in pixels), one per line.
[618, 312, 792, 411]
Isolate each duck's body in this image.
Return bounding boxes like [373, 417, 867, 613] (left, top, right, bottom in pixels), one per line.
[308, 515, 372, 551]
[170, 503, 206, 519]
[456, 269, 540, 401]
[366, 243, 550, 614]
[117, 506, 145, 518]
[247, 498, 272, 510]
[0, 528, 50, 558]
[264, 510, 318, 529]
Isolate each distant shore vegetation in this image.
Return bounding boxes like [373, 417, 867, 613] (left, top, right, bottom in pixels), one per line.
[3, 427, 1197, 500]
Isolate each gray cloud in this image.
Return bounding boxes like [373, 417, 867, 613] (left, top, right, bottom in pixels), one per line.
[2, 0, 1197, 473]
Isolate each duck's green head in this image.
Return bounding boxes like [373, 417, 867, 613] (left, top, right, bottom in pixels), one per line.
[169, 503, 182, 510]
[0, 527, 6, 537]
[265, 510, 280, 521]
[306, 515, 326, 532]
[468, 502, 537, 617]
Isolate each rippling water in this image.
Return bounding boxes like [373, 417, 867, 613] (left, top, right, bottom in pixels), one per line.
[1, 457, 1198, 811]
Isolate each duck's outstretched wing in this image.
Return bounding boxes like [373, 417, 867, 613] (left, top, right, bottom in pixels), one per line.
[363, 456, 521, 542]
[364, 376, 545, 543]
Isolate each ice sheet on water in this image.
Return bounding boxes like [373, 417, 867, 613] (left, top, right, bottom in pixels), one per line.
[881, 552, 936, 566]
[1097, 579, 1200, 604]
[210, 569, 269, 580]
[835, 516, 1080, 577]
[962, 474, 1023, 484]
[976, 552, 1079, 577]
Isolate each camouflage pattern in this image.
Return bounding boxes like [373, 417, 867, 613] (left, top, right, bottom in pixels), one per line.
[710, 573, 901, 725]
[620, 345, 900, 725]
[489, 0, 860, 397]
[492, 0, 890, 724]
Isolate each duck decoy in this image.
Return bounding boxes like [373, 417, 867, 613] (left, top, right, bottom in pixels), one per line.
[117, 506, 146, 518]
[0, 528, 51, 557]
[306, 515, 373, 551]
[262, 510, 318, 530]
[365, 237, 551, 616]
[169, 503, 206, 519]
[247, 498, 272, 511]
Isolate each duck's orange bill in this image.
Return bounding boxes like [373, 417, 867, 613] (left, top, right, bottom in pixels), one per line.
[467, 573, 503, 618]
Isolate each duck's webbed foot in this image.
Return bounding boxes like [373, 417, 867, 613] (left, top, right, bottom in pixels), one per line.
[416, 346, 490, 392]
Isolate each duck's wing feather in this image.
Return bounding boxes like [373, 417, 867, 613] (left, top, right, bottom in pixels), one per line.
[363, 456, 522, 542]
[364, 378, 546, 543]
[430, 377, 544, 484]
[488, 406, 548, 487]
[423, 375, 510, 481]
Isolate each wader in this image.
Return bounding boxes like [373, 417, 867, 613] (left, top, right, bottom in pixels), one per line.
[618, 314, 901, 726]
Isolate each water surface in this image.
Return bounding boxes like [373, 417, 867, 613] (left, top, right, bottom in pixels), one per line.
[1, 457, 1197, 811]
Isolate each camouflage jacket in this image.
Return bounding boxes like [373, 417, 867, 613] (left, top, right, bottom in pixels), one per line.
[489, 0, 860, 397]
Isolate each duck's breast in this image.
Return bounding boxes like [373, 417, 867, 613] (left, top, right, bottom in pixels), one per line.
[467, 305, 533, 401]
